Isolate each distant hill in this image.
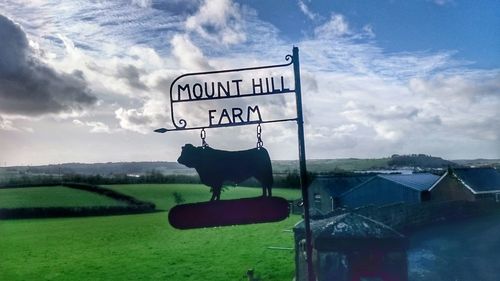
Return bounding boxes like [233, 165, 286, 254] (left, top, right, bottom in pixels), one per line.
[274, 154, 464, 173]
[388, 154, 457, 169]
[272, 158, 390, 173]
[3, 162, 196, 176]
[451, 159, 500, 168]
[2, 155, 497, 179]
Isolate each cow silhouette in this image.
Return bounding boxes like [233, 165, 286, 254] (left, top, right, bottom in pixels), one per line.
[177, 144, 273, 201]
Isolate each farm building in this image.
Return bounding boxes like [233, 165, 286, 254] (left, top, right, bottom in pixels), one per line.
[294, 212, 408, 281]
[430, 167, 500, 201]
[308, 168, 500, 212]
[308, 174, 373, 212]
[338, 173, 440, 209]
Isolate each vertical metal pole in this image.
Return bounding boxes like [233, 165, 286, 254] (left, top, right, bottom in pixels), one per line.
[293, 46, 316, 281]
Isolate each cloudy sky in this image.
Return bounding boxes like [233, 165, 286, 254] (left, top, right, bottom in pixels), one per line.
[0, 0, 499, 166]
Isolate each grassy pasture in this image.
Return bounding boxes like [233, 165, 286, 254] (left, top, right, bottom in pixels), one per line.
[0, 184, 302, 281]
[0, 186, 127, 208]
[106, 184, 301, 210]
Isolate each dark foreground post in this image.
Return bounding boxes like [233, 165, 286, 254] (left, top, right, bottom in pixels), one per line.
[293, 46, 315, 281]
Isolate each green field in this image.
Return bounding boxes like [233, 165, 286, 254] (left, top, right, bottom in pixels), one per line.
[0, 186, 127, 208]
[0, 184, 302, 281]
[106, 184, 301, 210]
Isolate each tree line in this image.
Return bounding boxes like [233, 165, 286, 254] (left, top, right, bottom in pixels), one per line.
[0, 170, 312, 189]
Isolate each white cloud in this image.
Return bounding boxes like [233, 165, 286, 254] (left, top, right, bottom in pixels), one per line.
[332, 124, 357, 136]
[314, 13, 350, 38]
[73, 119, 111, 133]
[72, 119, 84, 126]
[115, 108, 153, 134]
[0, 115, 35, 132]
[407, 72, 500, 142]
[0, 115, 16, 131]
[185, 0, 246, 45]
[301, 71, 319, 93]
[171, 34, 212, 71]
[340, 104, 410, 142]
[131, 0, 152, 8]
[429, 0, 454, 6]
[87, 121, 110, 133]
[362, 24, 375, 38]
[298, 0, 318, 21]
[409, 71, 500, 101]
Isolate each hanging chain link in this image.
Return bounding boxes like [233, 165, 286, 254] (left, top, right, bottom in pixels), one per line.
[200, 128, 208, 148]
[256, 124, 263, 149]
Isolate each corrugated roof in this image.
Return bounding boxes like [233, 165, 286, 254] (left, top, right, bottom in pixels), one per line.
[378, 173, 440, 191]
[453, 167, 500, 193]
[295, 213, 408, 252]
[295, 213, 404, 238]
[310, 175, 374, 197]
[311, 213, 404, 239]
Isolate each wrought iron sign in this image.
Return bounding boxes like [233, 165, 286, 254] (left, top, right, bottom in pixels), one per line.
[155, 55, 297, 133]
[156, 47, 316, 281]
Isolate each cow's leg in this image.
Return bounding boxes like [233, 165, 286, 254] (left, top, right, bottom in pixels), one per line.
[262, 184, 272, 197]
[215, 185, 222, 200]
[210, 185, 222, 201]
[256, 174, 273, 197]
[258, 179, 272, 197]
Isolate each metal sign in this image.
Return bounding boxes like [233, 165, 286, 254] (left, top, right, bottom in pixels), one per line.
[177, 143, 273, 201]
[156, 47, 316, 281]
[155, 55, 296, 133]
[169, 196, 290, 229]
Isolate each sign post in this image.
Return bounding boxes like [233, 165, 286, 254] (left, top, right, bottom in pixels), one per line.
[155, 47, 315, 281]
[292, 47, 316, 281]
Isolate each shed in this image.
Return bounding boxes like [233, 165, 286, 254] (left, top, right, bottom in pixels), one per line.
[294, 213, 408, 281]
[339, 173, 440, 209]
[452, 167, 500, 199]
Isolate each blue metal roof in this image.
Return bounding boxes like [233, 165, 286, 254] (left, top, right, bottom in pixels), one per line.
[453, 167, 500, 192]
[378, 173, 440, 191]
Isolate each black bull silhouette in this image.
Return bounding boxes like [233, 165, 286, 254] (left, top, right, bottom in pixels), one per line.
[177, 144, 273, 200]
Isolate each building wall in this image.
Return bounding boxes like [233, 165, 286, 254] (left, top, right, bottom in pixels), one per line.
[309, 183, 334, 212]
[474, 192, 500, 201]
[308, 176, 375, 213]
[430, 174, 475, 202]
[339, 177, 421, 209]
